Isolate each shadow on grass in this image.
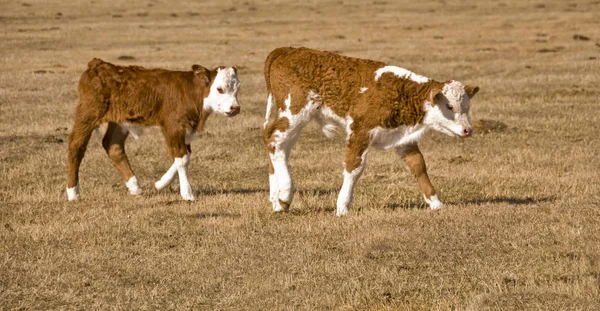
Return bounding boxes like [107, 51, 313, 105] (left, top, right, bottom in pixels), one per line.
[387, 202, 427, 210]
[187, 186, 339, 198]
[192, 211, 241, 219]
[456, 196, 555, 205]
[192, 187, 267, 196]
[386, 196, 555, 210]
[297, 188, 338, 197]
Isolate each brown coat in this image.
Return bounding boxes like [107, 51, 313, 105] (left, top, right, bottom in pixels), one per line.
[262, 47, 479, 215]
[78, 58, 217, 133]
[66, 58, 240, 201]
[265, 47, 445, 130]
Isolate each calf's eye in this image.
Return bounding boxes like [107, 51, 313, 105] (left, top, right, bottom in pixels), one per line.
[217, 87, 225, 94]
[446, 104, 454, 112]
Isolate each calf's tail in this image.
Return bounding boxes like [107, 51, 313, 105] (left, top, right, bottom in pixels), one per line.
[262, 47, 295, 129]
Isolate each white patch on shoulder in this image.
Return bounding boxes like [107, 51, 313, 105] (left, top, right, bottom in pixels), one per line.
[374, 66, 430, 84]
[359, 87, 368, 93]
[369, 124, 428, 150]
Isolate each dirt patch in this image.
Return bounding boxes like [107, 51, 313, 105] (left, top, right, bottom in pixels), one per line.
[117, 55, 136, 61]
[473, 119, 508, 134]
[573, 34, 590, 41]
[447, 155, 471, 164]
[538, 46, 565, 53]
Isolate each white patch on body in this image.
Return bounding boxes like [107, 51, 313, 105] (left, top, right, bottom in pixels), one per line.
[369, 124, 428, 150]
[263, 93, 274, 129]
[66, 183, 80, 201]
[359, 87, 368, 93]
[315, 106, 346, 138]
[203, 67, 241, 116]
[125, 176, 142, 195]
[374, 66, 430, 84]
[425, 194, 443, 209]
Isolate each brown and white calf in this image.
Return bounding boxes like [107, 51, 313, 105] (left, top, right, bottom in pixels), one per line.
[263, 47, 479, 216]
[66, 58, 241, 201]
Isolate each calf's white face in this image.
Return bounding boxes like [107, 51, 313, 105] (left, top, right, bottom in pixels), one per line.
[204, 67, 241, 117]
[424, 81, 479, 138]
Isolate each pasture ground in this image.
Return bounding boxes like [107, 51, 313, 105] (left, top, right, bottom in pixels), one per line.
[1, 0, 599, 309]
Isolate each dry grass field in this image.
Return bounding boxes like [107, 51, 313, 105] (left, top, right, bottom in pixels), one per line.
[1, 0, 600, 309]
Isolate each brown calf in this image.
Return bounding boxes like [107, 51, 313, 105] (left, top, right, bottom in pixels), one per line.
[66, 58, 241, 201]
[263, 47, 479, 216]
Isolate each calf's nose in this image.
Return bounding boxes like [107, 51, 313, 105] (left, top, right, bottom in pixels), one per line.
[463, 127, 473, 137]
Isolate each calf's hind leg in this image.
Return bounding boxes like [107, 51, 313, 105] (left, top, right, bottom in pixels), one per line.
[102, 122, 141, 196]
[66, 94, 106, 201]
[66, 120, 96, 201]
[263, 93, 313, 211]
[264, 117, 301, 212]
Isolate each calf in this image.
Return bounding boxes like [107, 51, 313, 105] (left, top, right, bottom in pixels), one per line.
[66, 58, 241, 201]
[263, 47, 479, 216]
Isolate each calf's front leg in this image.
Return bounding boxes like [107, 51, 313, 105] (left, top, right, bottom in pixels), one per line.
[396, 144, 443, 209]
[336, 132, 369, 216]
[155, 132, 194, 201]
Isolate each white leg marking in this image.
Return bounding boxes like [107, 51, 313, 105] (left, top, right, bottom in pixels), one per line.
[175, 153, 194, 201]
[266, 91, 320, 211]
[336, 152, 367, 217]
[125, 176, 142, 196]
[269, 173, 279, 209]
[155, 162, 178, 191]
[425, 194, 444, 210]
[66, 182, 80, 201]
[270, 149, 293, 212]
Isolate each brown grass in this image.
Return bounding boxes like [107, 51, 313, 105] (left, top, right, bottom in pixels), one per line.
[1, 0, 600, 310]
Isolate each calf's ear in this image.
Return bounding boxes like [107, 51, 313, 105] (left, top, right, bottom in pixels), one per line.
[429, 87, 445, 107]
[464, 85, 480, 98]
[192, 64, 211, 84]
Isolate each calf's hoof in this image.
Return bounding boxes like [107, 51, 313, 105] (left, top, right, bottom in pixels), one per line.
[425, 194, 444, 210]
[181, 192, 195, 201]
[66, 184, 80, 201]
[126, 176, 143, 196]
[336, 207, 349, 217]
[272, 199, 290, 212]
